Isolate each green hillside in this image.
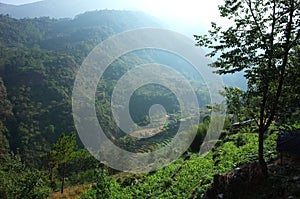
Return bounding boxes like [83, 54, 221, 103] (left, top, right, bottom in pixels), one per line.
[0, 3, 299, 198]
[81, 132, 278, 199]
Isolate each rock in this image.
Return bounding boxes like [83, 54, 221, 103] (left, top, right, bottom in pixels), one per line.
[234, 167, 241, 175]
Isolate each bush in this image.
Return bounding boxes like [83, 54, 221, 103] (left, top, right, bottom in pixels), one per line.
[0, 153, 51, 199]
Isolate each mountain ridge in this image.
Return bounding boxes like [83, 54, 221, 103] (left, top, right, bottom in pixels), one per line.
[0, 0, 140, 19]
[0, 2, 17, 7]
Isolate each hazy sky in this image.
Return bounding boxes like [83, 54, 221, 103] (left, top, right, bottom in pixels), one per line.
[143, 0, 226, 34]
[0, 0, 41, 4]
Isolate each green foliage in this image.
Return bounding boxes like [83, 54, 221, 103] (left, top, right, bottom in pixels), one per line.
[0, 153, 51, 199]
[196, 0, 300, 125]
[223, 87, 248, 123]
[82, 168, 113, 199]
[189, 120, 209, 152]
[49, 133, 78, 164]
[81, 132, 278, 198]
[48, 133, 87, 193]
[195, 0, 300, 171]
[0, 77, 13, 155]
[0, 6, 291, 198]
[0, 11, 211, 166]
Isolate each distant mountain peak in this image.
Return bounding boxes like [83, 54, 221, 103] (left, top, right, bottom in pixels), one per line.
[0, 0, 138, 19]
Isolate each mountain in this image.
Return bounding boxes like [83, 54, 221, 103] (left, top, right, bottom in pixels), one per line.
[0, 0, 248, 91]
[0, 5, 247, 169]
[0, 9, 211, 166]
[0, 2, 17, 15]
[0, 10, 167, 166]
[0, 0, 140, 19]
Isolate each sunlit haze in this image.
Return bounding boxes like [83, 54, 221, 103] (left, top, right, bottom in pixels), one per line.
[136, 0, 227, 35]
[138, 0, 223, 26]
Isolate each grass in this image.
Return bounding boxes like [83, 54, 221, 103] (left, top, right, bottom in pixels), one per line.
[47, 184, 92, 199]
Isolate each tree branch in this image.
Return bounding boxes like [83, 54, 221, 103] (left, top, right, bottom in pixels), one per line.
[247, 0, 268, 51]
[264, 0, 295, 131]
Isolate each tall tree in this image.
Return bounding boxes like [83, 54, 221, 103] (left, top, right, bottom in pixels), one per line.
[195, 0, 300, 175]
[48, 133, 83, 193]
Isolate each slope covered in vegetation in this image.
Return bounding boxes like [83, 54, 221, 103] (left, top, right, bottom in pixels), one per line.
[0, 10, 208, 166]
[81, 132, 278, 198]
[1, 3, 299, 198]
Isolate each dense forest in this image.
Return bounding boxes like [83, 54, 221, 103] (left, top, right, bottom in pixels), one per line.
[0, 1, 299, 198]
[0, 10, 212, 198]
[0, 10, 211, 164]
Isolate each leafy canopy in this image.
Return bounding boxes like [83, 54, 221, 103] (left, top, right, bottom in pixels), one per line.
[195, 0, 299, 173]
[195, 0, 299, 128]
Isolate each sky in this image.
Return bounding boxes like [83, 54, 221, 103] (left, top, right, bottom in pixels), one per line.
[138, 0, 226, 34]
[0, 0, 41, 4]
[138, 0, 223, 24]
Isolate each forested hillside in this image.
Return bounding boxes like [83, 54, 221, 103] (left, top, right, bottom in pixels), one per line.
[0, 10, 166, 165]
[0, 10, 215, 198]
[0, 10, 210, 167]
[0, 1, 299, 198]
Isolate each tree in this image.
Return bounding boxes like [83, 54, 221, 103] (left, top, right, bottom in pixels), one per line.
[48, 133, 83, 193]
[93, 166, 112, 199]
[189, 120, 209, 152]
[0, 153, 51, 199]
[223, 87, 246, 123]
[195, 0, 300, 175]
[0, 78, 13, 156]
[81, 165, 113, 199]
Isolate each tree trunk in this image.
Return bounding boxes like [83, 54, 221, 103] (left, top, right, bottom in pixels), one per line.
[50, 165, 54, 190]
[48, 161, 56, 190]
[61, 163, 66, 194]
[258, 128, 268, 177]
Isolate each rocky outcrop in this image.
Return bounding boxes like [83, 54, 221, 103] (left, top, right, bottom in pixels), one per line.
[204, 162, 266, 199]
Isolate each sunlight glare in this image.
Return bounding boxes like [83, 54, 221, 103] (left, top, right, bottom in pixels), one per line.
[138, 0, 223, 25]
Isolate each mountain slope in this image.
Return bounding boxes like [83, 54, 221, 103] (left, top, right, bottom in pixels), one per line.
[0, 0, 139, 19]
[0, 10, 211, 166]
[0, 10, 164, 166]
